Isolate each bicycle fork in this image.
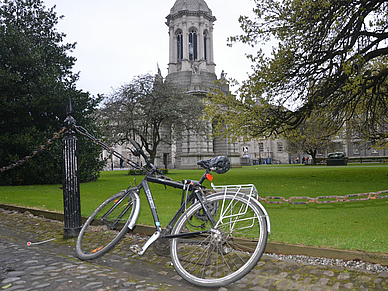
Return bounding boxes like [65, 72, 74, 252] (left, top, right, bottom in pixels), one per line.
[129, 180, 163, 256]
[130, 231, 161, 256]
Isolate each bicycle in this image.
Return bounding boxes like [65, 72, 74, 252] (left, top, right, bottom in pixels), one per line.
[75, 139, 271, 288]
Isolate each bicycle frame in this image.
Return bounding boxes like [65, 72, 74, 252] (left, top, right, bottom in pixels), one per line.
[75, 130, 271, 286]
[75, 128, 272, 288]
[127, 171, 215, 255]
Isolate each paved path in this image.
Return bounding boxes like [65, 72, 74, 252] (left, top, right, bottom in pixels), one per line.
[0, 208, 387, 290]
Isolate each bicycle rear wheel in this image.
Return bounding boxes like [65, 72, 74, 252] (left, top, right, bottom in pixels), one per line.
[170, 193, 268, 287]
[76, 190, 139, 260]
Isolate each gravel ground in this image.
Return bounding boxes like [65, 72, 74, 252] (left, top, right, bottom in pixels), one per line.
[267, 253, 388, 273]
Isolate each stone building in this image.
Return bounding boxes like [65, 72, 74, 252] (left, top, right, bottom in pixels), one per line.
[239, 139, 290, 165]
[161, 0, 293, 168]
[158, 0, 241, 169]
[104, 0, 292, 169]
[153, 0, 387, 168]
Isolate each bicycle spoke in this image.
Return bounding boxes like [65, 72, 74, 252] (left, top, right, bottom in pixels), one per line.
[170, 193, 268, 287]
[76, 191, 138, 260]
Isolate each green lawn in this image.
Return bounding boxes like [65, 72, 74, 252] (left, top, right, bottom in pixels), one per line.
[1, 163, 387, 253]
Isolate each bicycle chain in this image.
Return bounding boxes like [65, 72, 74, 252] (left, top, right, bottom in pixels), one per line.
[0, 127, 67, 173]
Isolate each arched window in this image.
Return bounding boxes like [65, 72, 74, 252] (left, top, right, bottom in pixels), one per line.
[203, 30, 208, 61]
[176, 31, 183, 62]
[188, 29, 197, 61]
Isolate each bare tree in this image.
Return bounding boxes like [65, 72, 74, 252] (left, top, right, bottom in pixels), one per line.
[99, 73, 208, 163]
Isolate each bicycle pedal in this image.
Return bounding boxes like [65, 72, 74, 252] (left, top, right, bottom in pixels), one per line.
[129, 244, 142, 254]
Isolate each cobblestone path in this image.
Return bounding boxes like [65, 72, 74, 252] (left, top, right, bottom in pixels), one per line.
[0, 209, 387, 290]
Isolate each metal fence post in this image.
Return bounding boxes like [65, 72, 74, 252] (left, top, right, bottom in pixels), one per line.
[62, 99, 82, 238]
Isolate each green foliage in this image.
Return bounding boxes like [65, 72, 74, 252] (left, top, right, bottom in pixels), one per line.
[345, 56, 388, 145]
[209, 0, 388, 144]
[0, 0, 105, 185]
[206, 79, 292, 141]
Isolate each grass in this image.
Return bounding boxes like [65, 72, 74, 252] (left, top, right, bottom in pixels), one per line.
[1, 163, 387, 253]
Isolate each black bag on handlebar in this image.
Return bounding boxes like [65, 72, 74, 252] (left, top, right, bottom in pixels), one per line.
[197, 156, 230, 174]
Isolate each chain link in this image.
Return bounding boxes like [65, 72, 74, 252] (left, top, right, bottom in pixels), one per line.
[258, 190, 388, 204]
[0, 127, 67, 173]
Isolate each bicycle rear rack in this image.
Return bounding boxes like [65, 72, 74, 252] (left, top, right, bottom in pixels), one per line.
[211, 183, 271, 234]
[211, 184, 259, 199]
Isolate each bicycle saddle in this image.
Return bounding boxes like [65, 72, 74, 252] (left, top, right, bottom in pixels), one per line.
[197, 156, 230, 174]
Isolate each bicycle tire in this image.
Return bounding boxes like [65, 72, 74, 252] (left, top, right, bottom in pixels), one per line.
[76, 190, 139, 260]
[170, 192, 268, 287]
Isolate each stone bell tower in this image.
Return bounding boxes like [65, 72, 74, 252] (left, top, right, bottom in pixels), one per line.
[165, 0, 240, 169]
[166, 0, 217, 91]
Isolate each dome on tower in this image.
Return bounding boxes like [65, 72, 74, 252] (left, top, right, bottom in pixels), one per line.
[170, 0, 212, 15]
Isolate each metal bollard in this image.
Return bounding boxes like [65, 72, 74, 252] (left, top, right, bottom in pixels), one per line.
[62, 99, 82, 238]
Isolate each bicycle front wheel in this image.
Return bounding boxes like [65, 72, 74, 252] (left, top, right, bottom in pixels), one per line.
[76, 190, 139, 260]
[170, 193, 268, 287]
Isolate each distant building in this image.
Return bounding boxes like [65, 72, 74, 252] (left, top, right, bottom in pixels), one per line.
[160, 0, 241, 169]
[156, 0, 292, 168]
[103, 0, 292, 169]
[106, 0, 387, 169]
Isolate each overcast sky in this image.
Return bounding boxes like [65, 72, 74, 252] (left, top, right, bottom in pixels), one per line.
[43, 0, 265, 97]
